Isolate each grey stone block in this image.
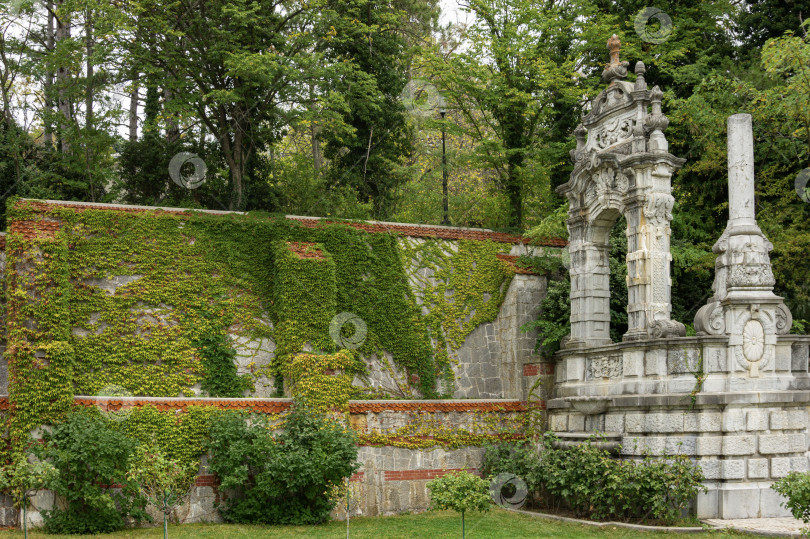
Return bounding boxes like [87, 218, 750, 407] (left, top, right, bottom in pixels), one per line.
[696, 485, 719, 519]
[568, 414, 585, 432]
[722, 408, 746, 433]
[771, 457, 791, 478]
[626, 413, 644, 433]
[644, 349, 666, 376]
[700, 459, 721, 480]
[722, 435, 756, 456]
[748, 458, 769, 479]
[667, 348, 700, 374]
[792, 343, 809, 373]
[746, 410, 769, 431]
[705, 347, 728, 373]
[770, 409, 807, 430]
[790, 456, 809, 472]
[644, 413, 683, 433]
[759, 433, 806, 454]
[719, 484, 761, 518]
[685, 412, 721, 433]
[623, 351, 644, 377]
[761, 485, 792, 517]
[721, 459, 745, 480]
[696, 436, 722, 456]
[549, 414, 567, 432]
[604, 413, 624, 433]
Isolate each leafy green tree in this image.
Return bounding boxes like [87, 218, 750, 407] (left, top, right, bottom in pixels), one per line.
[772, 471, 810, 528]
[319, 0, 438, 218]
[127, 445, 194, 539]
[427, 470, 490, 539]
[125, 0, 341, 211]
[428, 0, 605, 229]
[0, 456, 58, 539]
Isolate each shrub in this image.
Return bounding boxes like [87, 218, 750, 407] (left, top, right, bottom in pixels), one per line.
[207, 402, 359, 524]
[534, 433, 705, 523]
[427, 471, 491, 539]
[35, 411, 147, 534]
[773, 472, 810, 525]
[481, 442, 541, 504]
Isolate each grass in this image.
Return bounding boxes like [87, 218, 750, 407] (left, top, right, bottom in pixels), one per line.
[0, 509, 750, 539]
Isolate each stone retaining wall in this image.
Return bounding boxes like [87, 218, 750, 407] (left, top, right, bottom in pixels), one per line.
[6, 398, 528, 528]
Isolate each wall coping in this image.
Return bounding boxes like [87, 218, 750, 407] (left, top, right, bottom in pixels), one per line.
[13, 199, 567, 247]
[547, 390, 810, 410]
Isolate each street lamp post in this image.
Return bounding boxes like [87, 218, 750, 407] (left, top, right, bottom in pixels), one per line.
[439, 98, 450, 226]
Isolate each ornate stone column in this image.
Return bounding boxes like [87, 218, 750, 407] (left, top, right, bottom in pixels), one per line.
[694, 114, 792, 375]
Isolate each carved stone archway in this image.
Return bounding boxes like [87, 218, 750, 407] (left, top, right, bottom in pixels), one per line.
[558, 35, 686, 347]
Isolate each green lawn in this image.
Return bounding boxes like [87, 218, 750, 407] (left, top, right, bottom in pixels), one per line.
[0, 509, 748, 539]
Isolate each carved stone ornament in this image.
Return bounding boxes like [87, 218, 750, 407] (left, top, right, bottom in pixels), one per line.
[742, 320, 765, 362]
[694, 301, 725, 336]
[775, 303, 792, 335]
[588, 355, 623, 378]
[650, 319, 686, 338]
[643, 193, 674, 227]
[595, 117, 634, 150]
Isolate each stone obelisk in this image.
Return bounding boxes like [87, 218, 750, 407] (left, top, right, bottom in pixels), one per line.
[694, 114, 792, 376]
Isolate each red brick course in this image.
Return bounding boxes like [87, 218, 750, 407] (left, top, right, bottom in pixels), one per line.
[194, 474, 219, 487]
[383, 468, 479, 481]
[69, 397, 535, 417]
[522, 363, 555, 376]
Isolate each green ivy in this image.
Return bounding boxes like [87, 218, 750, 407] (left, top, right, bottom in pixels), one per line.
[401, 238, 516, 394]
[4, 199, 521, 445]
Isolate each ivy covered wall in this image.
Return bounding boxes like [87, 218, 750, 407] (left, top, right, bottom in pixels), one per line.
[0, 199, 558, 445]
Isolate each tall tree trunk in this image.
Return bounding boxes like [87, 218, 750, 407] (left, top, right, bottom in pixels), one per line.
[309, 83, 321, 173]
[164, 86, 179, 142]
[218, 106, 248, 210]
[85, 8, 94, 200]
[55, 0, 72, 154]
[129, 72, 138, 142]
[43, 0, 55, 147]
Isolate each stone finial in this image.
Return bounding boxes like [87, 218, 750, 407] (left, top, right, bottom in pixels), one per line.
[607, 34, 621, 65]
[645, 86, 669, 151]
[602, 34, 629, 84]
[634, 61, 647, 91]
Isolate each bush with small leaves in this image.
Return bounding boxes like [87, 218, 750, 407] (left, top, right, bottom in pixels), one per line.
[207, 402, 359, 524]
[773, 472, 810, 526]
[34, 411, 147, 534]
